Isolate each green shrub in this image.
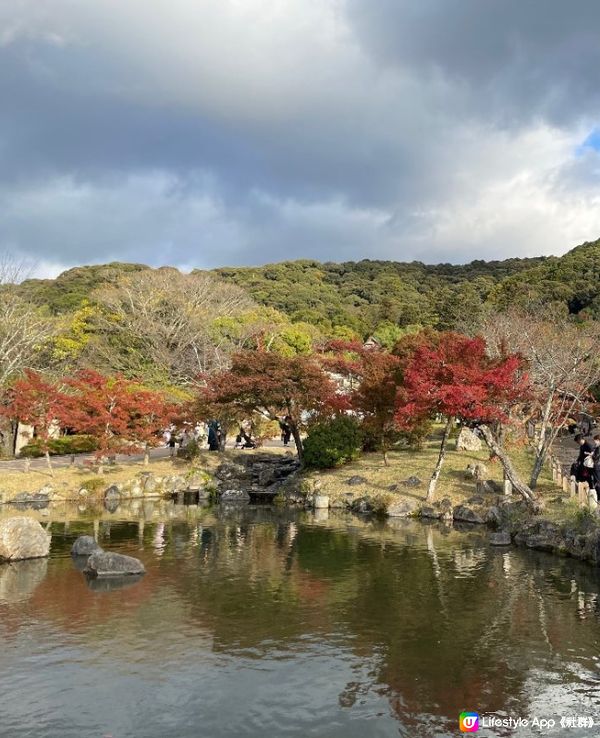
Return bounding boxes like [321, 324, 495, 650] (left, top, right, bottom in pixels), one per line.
[303, 416, 363, 469]
[19, 435, 99, 458]
[79, 477, 107, 494]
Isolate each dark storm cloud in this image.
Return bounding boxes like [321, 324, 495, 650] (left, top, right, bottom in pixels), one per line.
[346, 0, 600, 126]
[1, 0, 600, 274]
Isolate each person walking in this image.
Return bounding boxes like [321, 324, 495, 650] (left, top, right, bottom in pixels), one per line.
[168, 428, 177, 457]
[279, 416, 292, 446]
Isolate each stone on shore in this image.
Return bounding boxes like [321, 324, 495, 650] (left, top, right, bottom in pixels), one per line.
[452, 505, 485, 524]
[84, 551, 146, 578]
[220, 489, 250, 502]
[387, 498, 419, 517]
[346, 475, 368, 486]
[0, 517, 51, 561]
[71, 535, 103, 557]
[456, 427, 482, 451]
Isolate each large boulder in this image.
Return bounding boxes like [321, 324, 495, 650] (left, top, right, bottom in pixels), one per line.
[0, 517, 51, 561]
[71, 535, 103, 557]
[84, 551, 146, 578]
[456, 428, 482, 452]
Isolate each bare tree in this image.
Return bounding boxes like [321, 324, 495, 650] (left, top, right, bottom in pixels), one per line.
[480, 307, 600, 488]
[0, 255, 56, 455]
[0, 255, 55, 388]
[91, 269, 255, 385]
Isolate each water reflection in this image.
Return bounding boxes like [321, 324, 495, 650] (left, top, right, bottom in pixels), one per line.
[0, 503, 599, 737]
[0, 558, 48, 603]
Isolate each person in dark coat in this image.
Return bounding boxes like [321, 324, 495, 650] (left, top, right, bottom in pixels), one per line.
[207, 420, 220, 452]
[592, 434, 600, 492]
[279, 416, 292, 446]
[572, 433, 594, 483]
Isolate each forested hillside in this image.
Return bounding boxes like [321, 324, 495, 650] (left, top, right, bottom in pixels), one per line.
[13, 237, 600, 342]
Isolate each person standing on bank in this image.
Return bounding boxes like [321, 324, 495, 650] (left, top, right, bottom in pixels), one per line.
[592, 435, 600, 491]
[573, 433, 594, 483]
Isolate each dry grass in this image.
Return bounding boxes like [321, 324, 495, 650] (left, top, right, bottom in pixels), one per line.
[304, 427, 559, 510]
[0, 446, 291, 496]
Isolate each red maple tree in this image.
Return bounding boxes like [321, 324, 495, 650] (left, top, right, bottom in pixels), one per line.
[395, 332, 530, 501]
[322, 341, 403, 464]
[197, 350, 338, 460]
[3, 369, 63, 475]
[61, 370, 173, 469]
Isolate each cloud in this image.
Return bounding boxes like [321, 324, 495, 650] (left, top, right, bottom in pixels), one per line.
[1, 0, 600, 275]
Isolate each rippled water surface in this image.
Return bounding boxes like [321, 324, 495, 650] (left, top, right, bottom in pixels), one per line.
[1, 503, 600, 737]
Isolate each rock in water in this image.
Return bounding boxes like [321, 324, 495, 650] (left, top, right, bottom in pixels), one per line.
[84, 551, 146, 578]
[0, 517, 51, 561]
[456, 428, 482, 452]
[71, 535, 103, 557]
[490, 530, 511, 546]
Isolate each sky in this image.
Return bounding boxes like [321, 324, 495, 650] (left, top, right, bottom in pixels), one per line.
[2, 0, 600, 277]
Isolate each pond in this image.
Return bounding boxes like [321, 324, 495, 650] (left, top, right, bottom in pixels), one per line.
[1, 502, 599, 737]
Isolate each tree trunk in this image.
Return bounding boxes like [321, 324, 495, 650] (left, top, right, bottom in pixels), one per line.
[45, 450, 54, 477]
[290, 422, 304, 462]
[529, 440, 550, 489]
[479, 424, 539, 509]
[530, 389, 555, 489]
[427, 416, 454, 502]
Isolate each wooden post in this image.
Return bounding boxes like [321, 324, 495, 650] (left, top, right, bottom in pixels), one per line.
[588, 488, 598, 512]
[552, 460, 558, 483]
[503, 470, 512, 497]
[570, 476, 577, 498]
[578, 482, 589, 507]
[562, 476, 570, 494]
[93, 518, 100, 541]
[556, 465, 563, 486]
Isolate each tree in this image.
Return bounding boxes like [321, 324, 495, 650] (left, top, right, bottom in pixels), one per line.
[90, 269, 254, 385]
[323, 341, 403, 464]
[2, 370, 63, 475]
[480, 307, 600, 488]
[395, 332, 531, 503]
[0, 256, 55, 389]
[61, 370, 174, 469]
[196, 350, 338, 460]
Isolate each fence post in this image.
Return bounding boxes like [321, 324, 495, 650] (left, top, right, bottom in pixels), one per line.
[570, 475, 577, 498]
[552, 460, 558, 483]
[503, 470, 512, 497]
[562, 476, 570, 494]
[588, 488, 598, 512]
[578, 482, 589, 507]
